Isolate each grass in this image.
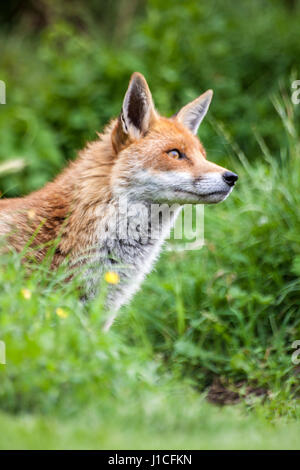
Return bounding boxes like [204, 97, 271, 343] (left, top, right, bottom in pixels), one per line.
[0, 401, 299, 450]
[1, 1, 300, 451]
[0, 30, 299, 447]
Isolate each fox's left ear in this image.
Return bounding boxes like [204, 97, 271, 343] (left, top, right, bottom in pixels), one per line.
[121, 72, 157, 139]
[176, 90, 213, 135]
[112, 73, 157, 152]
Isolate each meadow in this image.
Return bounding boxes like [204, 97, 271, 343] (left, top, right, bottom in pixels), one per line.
[0, 0, 299, 449]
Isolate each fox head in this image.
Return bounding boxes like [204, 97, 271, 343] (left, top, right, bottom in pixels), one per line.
[111, 72, 238, 204]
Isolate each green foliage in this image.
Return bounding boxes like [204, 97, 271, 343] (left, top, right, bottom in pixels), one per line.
[0, 101, 299, 435]
[123, 101, 300, 404]
[0, 0, 300, 196]
[0, 0, 300, 449]
[1, 402, 300, 450]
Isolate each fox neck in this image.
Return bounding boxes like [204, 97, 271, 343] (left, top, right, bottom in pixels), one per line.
[80, 196, 179, 311]
[59, 124, 179, 258]
[68, 178, 180, 305]
[55, 127, 180, 305]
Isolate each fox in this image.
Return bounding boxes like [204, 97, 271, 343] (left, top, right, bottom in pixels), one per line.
[0, 72, 238, 330]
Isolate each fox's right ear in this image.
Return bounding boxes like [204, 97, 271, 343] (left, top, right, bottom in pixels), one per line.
[176, 90, 213, 135]
[112, 73, 157, 151]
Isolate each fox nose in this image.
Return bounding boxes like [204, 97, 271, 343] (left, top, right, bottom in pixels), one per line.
[222, 171, 238, 187]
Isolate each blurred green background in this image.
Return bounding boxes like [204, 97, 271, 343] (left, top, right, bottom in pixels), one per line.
[1, 0, 300, 195]
[0, 0, 300, 449]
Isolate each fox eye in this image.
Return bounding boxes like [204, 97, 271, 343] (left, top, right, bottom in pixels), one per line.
[167, 149, 184, 159]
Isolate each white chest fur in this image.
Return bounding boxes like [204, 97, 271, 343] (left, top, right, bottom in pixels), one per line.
[82, 199, 180, 326]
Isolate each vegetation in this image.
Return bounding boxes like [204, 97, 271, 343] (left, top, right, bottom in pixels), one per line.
[0, 0, 299, 449]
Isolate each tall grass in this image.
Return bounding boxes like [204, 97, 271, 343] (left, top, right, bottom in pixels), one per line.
[0, 98, 299, 426]
[1, 0, 300, 449]
[120, 96, 300, 408]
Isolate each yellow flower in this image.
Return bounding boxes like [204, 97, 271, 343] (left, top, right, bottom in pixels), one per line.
[56, 307, 68, 319]
[27, 209, 36, 220]
[21, 288, 32, 300]
[104, 271, 120, 284]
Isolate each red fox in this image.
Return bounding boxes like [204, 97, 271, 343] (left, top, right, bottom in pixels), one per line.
[0, 73, 238, 329]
